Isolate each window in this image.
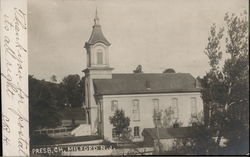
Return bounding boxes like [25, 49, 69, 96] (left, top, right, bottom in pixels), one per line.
[111, 100, 118, 112]
[173, 123, 180, 128]
[54, 129, 60, 133]
[134, 126, 140, 137]
[132, 100, 140, 121]
[97, 50, 103, 64]
[171, 98, 178, 119]
[191, 97, 197, 118]
[153, 99, 161, 126]
[153, 99, 159, 111]
[112, 128, 118, 139]
[48, 130, 53, 133]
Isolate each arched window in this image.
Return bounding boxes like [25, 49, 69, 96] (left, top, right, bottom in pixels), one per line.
[190, 97, 197, 118]
[134, 126, 140, 137]
[97, 49, 103, 64]
[132, 99, 140, 121]
[153, 99, 159, 111]
[171, 98, 178, 119]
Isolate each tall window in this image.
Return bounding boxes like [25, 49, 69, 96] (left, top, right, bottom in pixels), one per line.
[132, 100, 140, 121]
[112, 128, 118, 139]
[134, 126, 140, 137]
[171, 98, 178, 119]
[191, 97, 197, 118]
[111, 100, 118, 112]
[153, 99, 159, 111]
[97, 50, 103, 64]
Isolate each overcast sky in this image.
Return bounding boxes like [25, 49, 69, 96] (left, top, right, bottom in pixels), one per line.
[28, 0, 248, 82]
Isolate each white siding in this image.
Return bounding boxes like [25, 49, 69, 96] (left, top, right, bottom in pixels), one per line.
[101, 92, 203, 142]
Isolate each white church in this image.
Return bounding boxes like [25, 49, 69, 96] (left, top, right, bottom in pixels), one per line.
[82, 10, 203, 142]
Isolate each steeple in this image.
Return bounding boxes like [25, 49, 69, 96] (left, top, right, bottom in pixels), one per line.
[83, 9, 113, 134]
[94, 7, 100, 25]
[85, 9, 111, 47]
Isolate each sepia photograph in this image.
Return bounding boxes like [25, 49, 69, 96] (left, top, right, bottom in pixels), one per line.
[1, 0, 249, 156]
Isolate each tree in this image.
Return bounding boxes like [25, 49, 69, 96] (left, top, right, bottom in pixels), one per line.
[50, 75, 57, 83]
[153, 109, 163, 128]
[79, 76, 85, 105]
[163, 68, 176, 73]
[153, 106, 182, 128]
[109, 109, 148, 155]
[201, 11, 249, 154]
[29, 75, 62, 131]
[29, 74, 86, 131]
[109, 109, 130, 141]
[133, 65, 143, 73]
[171, 122, 217, 155]
[61, 74, 84, 108]
[152, 106, 184, 154]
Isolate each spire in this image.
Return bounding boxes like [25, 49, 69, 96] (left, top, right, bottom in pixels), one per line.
[85, 8, 111, 47]
[94, 7, 100, 25]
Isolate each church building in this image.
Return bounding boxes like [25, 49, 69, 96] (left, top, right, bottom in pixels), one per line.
[82, 10, 203, 142]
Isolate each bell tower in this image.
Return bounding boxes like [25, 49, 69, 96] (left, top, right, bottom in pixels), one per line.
[83, 9, 113, 135]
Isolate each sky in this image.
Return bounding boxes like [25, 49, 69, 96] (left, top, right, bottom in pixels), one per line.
[28, 0, 248, 82]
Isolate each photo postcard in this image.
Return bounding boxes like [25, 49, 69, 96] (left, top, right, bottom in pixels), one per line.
[1, 0, 249, 156]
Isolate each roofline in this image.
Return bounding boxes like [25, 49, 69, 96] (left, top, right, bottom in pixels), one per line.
[82, 67, 114, 73]
[108, 72, 193, 75]
[95, 90, 202, 97]
[86, 41, 111, 46]
[84, 41, 111, 48]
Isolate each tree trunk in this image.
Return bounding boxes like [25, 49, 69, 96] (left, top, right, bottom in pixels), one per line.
[216, 129, 222, 149]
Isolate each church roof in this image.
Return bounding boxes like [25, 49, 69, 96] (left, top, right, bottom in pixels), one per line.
[86, 9, 111, 46]
[93, 73, 201, 95]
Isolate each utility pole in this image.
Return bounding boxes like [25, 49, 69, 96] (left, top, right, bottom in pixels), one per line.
[156, 122, 161, 154]
[155, 109, 162, 154]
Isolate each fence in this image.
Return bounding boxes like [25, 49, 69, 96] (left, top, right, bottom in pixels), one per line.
[33, 127, 73, 137]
